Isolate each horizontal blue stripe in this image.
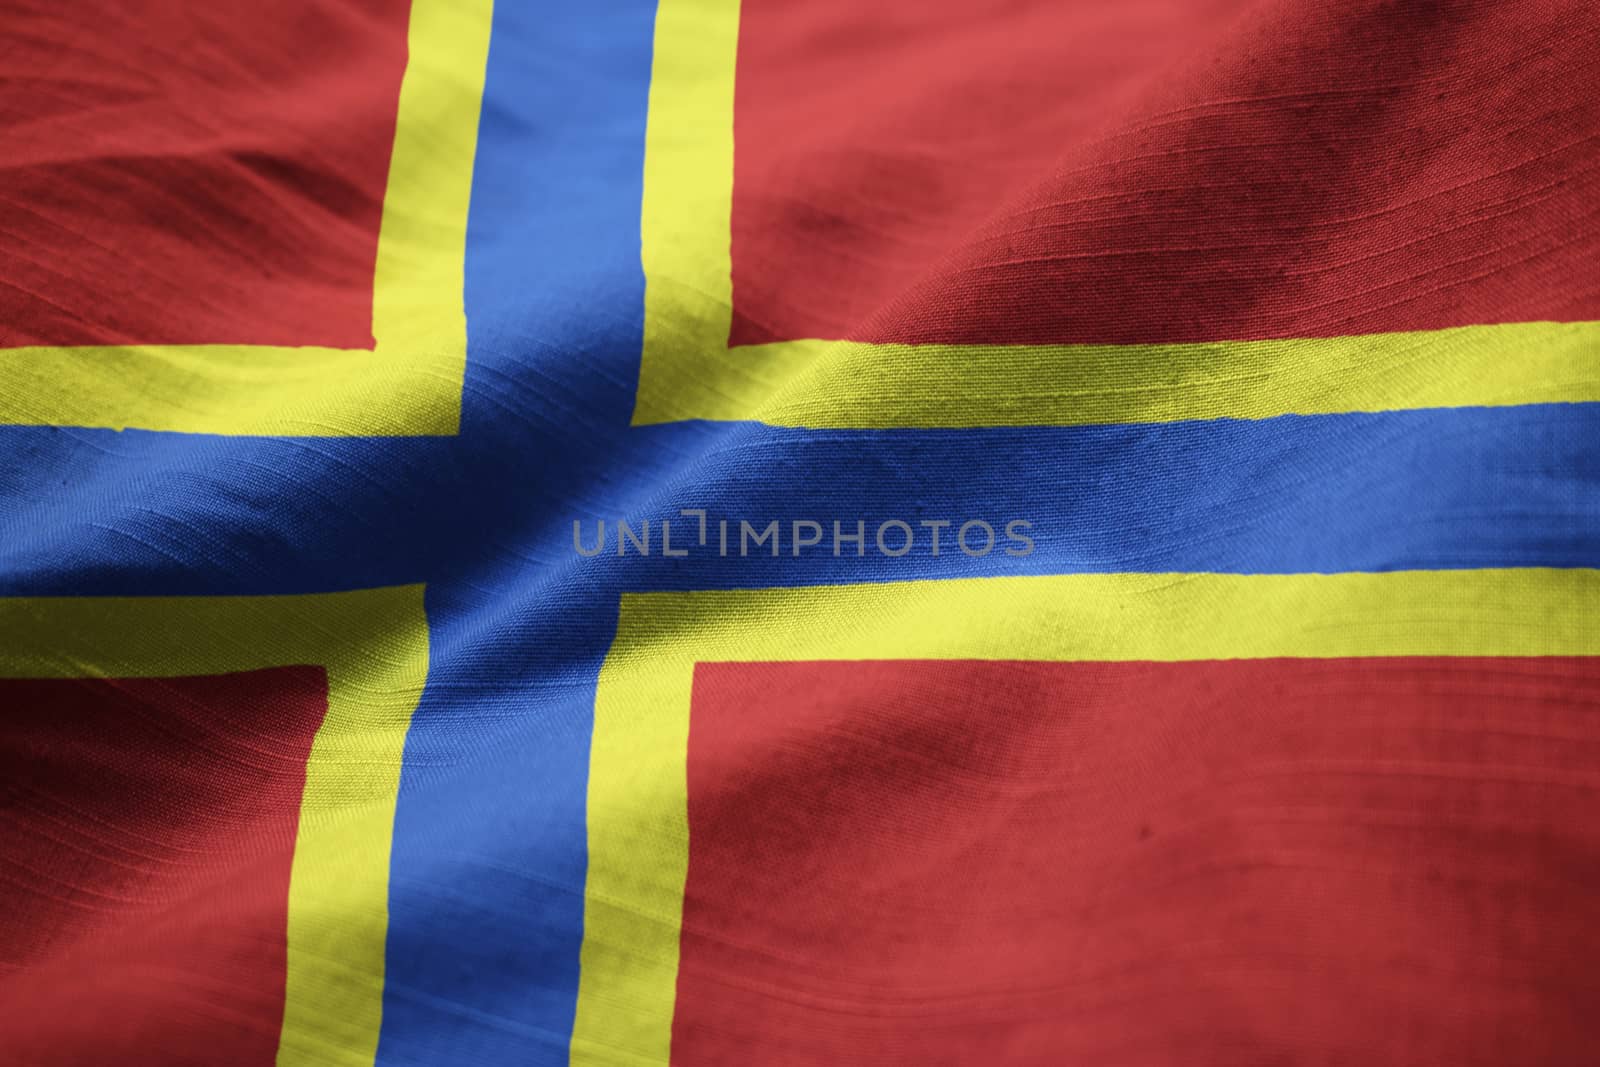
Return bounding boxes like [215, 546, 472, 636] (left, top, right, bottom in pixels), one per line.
[2, 403, 1595, 597]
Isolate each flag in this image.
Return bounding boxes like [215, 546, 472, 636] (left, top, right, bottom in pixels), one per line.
[2, 0, 1597, 1064]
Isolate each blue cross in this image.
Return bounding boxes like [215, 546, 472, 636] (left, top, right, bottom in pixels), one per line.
[1, 5, 1596, 1063]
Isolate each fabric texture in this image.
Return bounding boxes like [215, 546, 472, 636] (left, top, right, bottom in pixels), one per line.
[0, 671, 327, 1063]
[678, 658, 1600, 1065]
[0, 1, 1596, 1064]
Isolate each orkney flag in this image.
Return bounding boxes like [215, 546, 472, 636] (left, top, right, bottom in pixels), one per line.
[2, 1, 1598, 1065]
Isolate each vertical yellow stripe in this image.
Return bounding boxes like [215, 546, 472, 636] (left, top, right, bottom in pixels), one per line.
[572, 616, 696, 1066]
[632, 0, 746, 427]
[367, 0, 496, 436]
[277, 587, 431, 1067]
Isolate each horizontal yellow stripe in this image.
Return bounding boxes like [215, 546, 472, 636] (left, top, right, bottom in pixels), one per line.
[573, 567, 1599, 1064]
[0, 586, 430, 1067]
[609, 568, 1600, 664]
[0, 0, 492, 437]
[635, 322, 1600, 427]
[0, 344, 461, 436]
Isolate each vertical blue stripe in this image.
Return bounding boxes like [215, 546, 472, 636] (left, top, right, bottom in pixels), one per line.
[378, 2, 659, 1062]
